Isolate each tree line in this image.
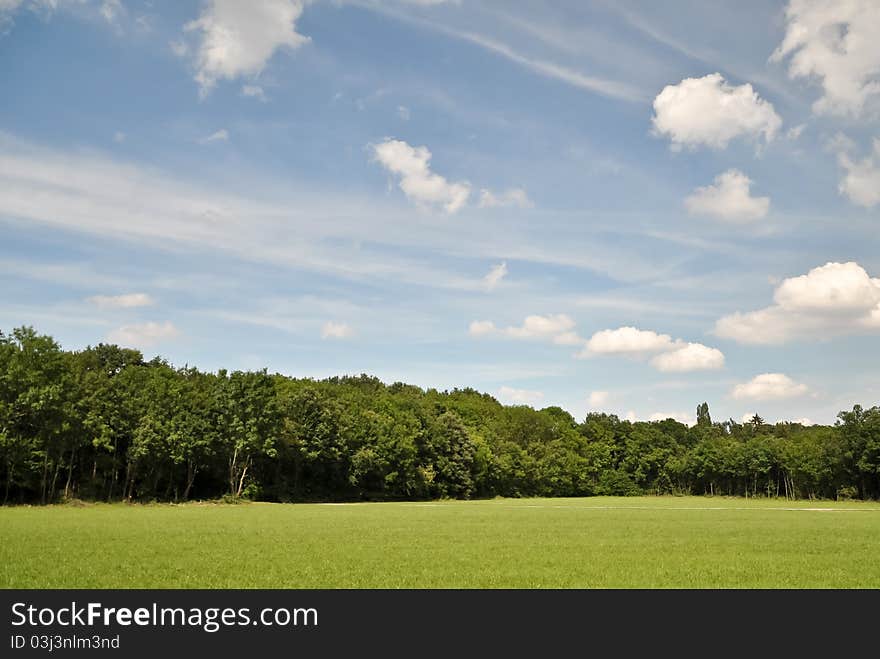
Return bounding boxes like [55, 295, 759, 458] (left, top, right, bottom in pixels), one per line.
[1, 326, 878, 504]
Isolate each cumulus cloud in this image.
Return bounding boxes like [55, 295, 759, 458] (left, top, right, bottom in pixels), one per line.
[506, 314, 576, 339]
[107, 321, 179, 348]
[468, 320, 496, 337]
[469, 314, 586, 347]
[478, 187, 533, 209]
[836, 138, 880, 208]
[581, 326, 724, 373]
[771, 0, 880, 117]
[731, 373, 809, 401]
[321, 321, 354, 339]
[650, 342, 725, 372]
[483, 262, 507, 291]
[588, 391, 609, 408]
[87, 293, 154, 309]
[652, 73, 781, 150]
[199, 129, 229, 144]
[371, 139, 470, 213]
[774, 260, 880, 311]
[498, 386, 545, 406]
[184, 0, 309, 95]
[583, 327, 674, 355]
[715, 261, 880, 344]
[684, 169, 770, 221]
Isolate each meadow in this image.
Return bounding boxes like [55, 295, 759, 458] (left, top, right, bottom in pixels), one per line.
[3, 497, 880, 589]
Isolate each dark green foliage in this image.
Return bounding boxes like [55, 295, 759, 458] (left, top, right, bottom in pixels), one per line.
[1, 326, 879, 503]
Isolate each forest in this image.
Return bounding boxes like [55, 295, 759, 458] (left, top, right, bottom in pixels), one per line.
[1, 326, 878, 504]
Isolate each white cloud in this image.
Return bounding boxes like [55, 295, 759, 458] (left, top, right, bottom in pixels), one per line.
[107, 321, 179, 348]
[468, 320, 496, 337]
[582, 326, 724, 373]
[648, 411, 695, 426]
[397, 105, 410, 121]
[371, 139, 470, 213]
[184, 0, 309, 96]
[583, 326, 674, 355]
[731, 373, 809, 401]
[771, 0, 880, 117]
[836, 138, 880, 208]
[113, 131, 126, 143]
[2, 0, 122, 33]
[552, 331, 585, 346]
[774, 260, 880, 311]
[321, 321, 354, 339]
[0, 0, 24, 13]
[478, 187, 533, 209]
[387, 18, 643, 102]
[483, 262, 507, 291]
[99, 0, 122, 23]
[652, 73, 782, 150]
[199, 129, 229, 144]
[87, 293, 154, 309]
[684, 169, 770, 222]
[650, 342, 725, 372]
[714, 307, 797, 345]
[787, 123, 806, 140]
[0, 1, 72, 29]
[240, 84, 267, 101]
[715, 261, 880, 344]
[498, 386, 545, 406]
[469, 313, 586, 347]
[134, 13, 151, 32]
[588, 390, 609, 408]
[0, 133, 668, 295]
[505, 314, 576, 339]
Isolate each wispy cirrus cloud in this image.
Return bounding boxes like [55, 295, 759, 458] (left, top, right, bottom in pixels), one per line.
[87, 293, 155, 309]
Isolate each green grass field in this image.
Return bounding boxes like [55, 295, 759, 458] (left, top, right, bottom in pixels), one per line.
[3, 497, 880, 588]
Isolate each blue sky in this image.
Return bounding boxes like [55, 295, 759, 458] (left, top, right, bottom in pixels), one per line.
[2, 0, 879, 425]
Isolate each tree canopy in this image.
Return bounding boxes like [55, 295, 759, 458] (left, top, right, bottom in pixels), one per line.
[1, 327, 878, 504]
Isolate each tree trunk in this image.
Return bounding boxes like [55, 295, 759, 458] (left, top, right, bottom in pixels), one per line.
[49, 459, 61, 503]
[228, 446, 239, 496]
[183, 462, 198, 501]
[236, 457, 251, 498]
[40, 450, 49, 505]
[64, 449, 75, 500]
